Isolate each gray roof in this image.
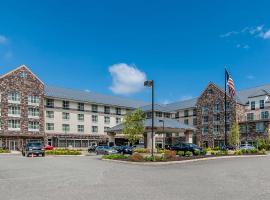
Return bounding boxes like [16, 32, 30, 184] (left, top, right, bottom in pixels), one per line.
[107, 117, 196, 132]
[164, 98, 198, 111]
[45, 86, 148, 109]
[139, 104, 172, 112]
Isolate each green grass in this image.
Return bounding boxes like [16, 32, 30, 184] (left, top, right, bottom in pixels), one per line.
[0, 148, 10, 153]
[102, 154, 129, 160]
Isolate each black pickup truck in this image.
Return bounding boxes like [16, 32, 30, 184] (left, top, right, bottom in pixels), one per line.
[22, 142, 45, 157]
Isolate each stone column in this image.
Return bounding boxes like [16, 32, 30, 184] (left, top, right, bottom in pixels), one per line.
[108, 133, 116, 146]
[146, 132, 156, 152]
[185, 130, 193, 143]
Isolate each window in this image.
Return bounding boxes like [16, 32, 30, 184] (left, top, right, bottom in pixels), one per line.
[213, 114, 220, 122]
[28, 96, 40, 105]
[104, 116, 110, 124]
[28, 121, 39, 131]
[225, 124, 231, 132]
[92, 126, 98, 133]
[164, 113, 171, 118]
[203, 116, 209, 124]
[78, 114, 84, 121]
[146, 112, 152, 118]
[247, 113, 254, 121]
[193, 109, 197, 116]
[202, 126, 208, 134]
[62, 124, 70, 132]
[28, 108, 39, 117]
[184, 119, 189, 125]
[208, 89, 214, 94]
[193, 118, 197, 126]
[77, 125, 84, 132]
[225, 102, 231, 110]
[46, 111, 54, 119]
[251, 101, 255, 110]
[46, 123, 54, 131]
[214, 140, 224, 148]
[20, 71, 28, 78]
[8, 120, 20, 130]
[240, 125, 249, 133]
[256, 122, 264, 133]
[104, 106, 110, 114]
[104, 126, 110, 131]
[175, 112, 180, 119]
[8, 106, 20, 116]
[116, 117, 121, 124]
[213, 125, 220, 134]
[78, 103, 84, 111]
[46, 99, 54, 108]
[116, 108, 121, 115]
[261, 111, 269, 120]
[214, 103, 220, 113]
[92, 105, 98, 113]
[63, 101, 69, 110]
[260, 100, 265, 109]
[8, 92, 21, 103]
[156, 112, 163, 117]
[92, 115, 98, 123]
[62, 112, 70, 120]
[184, 110, 189, 117]
[202, 105, 208, 115]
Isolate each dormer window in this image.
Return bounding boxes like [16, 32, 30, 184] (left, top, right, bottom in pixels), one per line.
[208, 89, 214, 94]
[20, 71, 28, 78]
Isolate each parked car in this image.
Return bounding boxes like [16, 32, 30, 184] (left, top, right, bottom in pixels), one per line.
[118, 146, 133, 155]
[170, 143, 203, 154]
[22, 142, 45, 157]
[44, 145, 54, 151]
[221, 145, 235, 151]
[132, 144, 145, 149]
[95, 146, 118, 155]
[88, 145, 97, 153]
[240, 144, 255, 150]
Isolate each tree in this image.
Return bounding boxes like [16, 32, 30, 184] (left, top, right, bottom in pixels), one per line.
[123, 109, 145, 145]
[228, 123, 240, 147]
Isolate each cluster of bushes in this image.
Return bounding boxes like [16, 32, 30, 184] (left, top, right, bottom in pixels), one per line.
[46, 149, 81, 155]
[234, 148, 266, 155]
[0, 148, 10, 153]
[210, 150, 229, 156]
[102, 154, 129, 160]
[133, 148, 150, 153]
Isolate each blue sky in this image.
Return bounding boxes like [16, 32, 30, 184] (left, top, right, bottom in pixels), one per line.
[1, 0, 270, 104]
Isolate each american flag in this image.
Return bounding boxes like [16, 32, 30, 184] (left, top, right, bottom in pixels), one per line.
[226, 70, 235, 97]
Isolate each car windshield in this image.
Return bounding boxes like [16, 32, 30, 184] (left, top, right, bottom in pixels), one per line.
[27, 143, 42, 147]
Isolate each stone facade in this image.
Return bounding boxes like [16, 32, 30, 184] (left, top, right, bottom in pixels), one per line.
[0, 66, 45, 150]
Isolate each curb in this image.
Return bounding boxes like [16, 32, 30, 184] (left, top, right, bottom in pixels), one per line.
[102, 154, 269, 166]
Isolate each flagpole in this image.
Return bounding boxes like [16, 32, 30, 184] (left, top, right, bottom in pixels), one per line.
[224, 68, 227, 147]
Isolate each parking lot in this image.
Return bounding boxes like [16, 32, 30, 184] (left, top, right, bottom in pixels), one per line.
[1, 154, 270, 200]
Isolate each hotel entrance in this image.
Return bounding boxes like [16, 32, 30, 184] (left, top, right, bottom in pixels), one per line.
[6, 139, 20, 151]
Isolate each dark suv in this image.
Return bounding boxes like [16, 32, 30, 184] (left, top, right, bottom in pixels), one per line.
[22, 142, 45, 157]
[170, 143, 203, 154]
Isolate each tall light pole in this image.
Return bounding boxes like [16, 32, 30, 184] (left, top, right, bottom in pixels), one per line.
[144, 80, 154, 157]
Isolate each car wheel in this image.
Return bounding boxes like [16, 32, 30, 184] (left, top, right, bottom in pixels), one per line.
[25, 153, 29, 157]
[42, 153, 45, 157]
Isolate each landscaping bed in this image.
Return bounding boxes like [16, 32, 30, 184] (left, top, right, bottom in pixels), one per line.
[102, 149, 267, 163]
[46, 149, 82, 155]
[0, 148, 11, 153]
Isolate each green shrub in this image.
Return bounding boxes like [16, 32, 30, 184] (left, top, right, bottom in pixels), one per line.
[0, 148, 10, 153]
[185, 151, 193, 157]
[251, 149, 258, 154]
[211, 151, 218, 155]
[144, 155, 166, 162]
[202, 149, 208, 155]
[177, 151, 185, 157]
[134, 148, 149, 153]
[213, 147, 220, 151]
[102, 154, 128, 160]
[164, 150, 176, 160]
[45, 149, 81, 155]
[194, 150, 201, 156]
[157, 148, 166, 154]
[260, 149, 267, 155]
[129, 153, 144, 162]
[234, 150, 242, 155]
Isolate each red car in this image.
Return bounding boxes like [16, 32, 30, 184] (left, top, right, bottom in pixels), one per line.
[44, 145, 54, 150]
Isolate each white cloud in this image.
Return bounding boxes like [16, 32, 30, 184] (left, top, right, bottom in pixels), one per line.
[84, 89, 91, 92]
[0, 35, 8, 44]
[109, 63, 147, 95]
[261, 29, 270, 39]
[246, 75, 255, 80]
[220, 31, 238, 38]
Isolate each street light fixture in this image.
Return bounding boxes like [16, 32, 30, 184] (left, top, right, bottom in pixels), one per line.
[144, 80, 154, 157]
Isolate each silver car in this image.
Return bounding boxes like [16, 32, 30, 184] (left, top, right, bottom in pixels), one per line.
[95, 146, 118, 155]
[240, 144, 255, 150]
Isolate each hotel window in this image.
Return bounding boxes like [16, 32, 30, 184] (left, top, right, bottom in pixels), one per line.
[104, 126, 110, 131]
[260, 100, 265, 109]
[8, 106, 20, 116]
[0, 119, 3, 130]
[193, 109, 197, 116]
[164, 113, 171, 118]
[202, 105, 208, 115]
[225, 124, 231, 132]
[146, 112, 152, 118]
[213, 125, 220, 134]
[104, 116, 110, 124]
[77, 125, 84, 133]
[247, 113, 254, 121]
[202, 126, 208, 134]
[225, 102, 231, 110]
[251, 101, 255, 110]
[46, 111, 54, 119]
[28, 108, 39, 117]
[63, 101, 69, 110]
[8, 120, 20, 130]
[28, 96, 40, 105]
[184, 110, 189, 117]
[8, 92, 21, 103]
[261, 111, 269, 120]
[62, 112, 70, 120]
[62, 124, 70, 132]
[156, 112, 163, 117]
[78, 114, 84, 121]
[213, 114, 220, 122]
[203, 116, 209, 124]
[256, 122, 264, 133]
[240, 125, 249, 133]
[175, 112, 180, 119]
[116, 107, 121, 115]
[208, 88, 214, 94]
[92, 115, 98, 123]
[193, 118, 197, 126]
[20, 71, 28, 78]
[92, 105, 98, 113]
[46, 99, 54, 108]
[92, 126, 98, 133]
[116, 117, 121, 124]
[78, 103, 84, 111]
[214, 103, 220, 113]
[28, 121, 39, 131]
[46, 123, 54, 131]
[184, 119, 189, 125]
[104, 106, 110, 114]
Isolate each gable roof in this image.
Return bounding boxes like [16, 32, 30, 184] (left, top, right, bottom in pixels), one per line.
[164, 98, 198, 111]
[45, 85, 148, 109]
[139, 104, 172, 112]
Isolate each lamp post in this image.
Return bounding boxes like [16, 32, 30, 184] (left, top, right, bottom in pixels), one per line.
[159, 119, 165, 149]
[144, 80, 154, 157]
